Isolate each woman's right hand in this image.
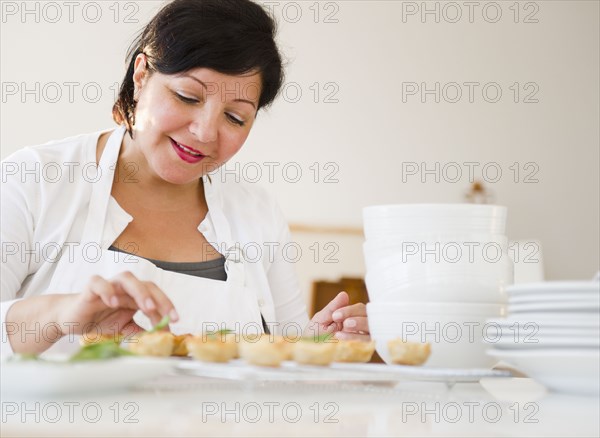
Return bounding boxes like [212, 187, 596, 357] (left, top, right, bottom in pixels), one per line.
[58, 271, 179, 338]
[4, 271, 179, 355]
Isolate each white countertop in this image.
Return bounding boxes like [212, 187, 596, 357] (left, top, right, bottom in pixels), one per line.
[2, 371, 598, 437]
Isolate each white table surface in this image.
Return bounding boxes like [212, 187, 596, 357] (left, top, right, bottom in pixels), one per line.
[2, 367, 598, 437]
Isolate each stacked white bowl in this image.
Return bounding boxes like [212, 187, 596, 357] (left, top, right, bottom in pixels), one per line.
[486, 281, 600, 395]
[364, 204, 513, 368]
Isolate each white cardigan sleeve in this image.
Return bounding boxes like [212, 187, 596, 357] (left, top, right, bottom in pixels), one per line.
[266, 198, 310, 336]
[1, 149, 39, 356]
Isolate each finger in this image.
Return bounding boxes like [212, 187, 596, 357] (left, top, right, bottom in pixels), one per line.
[334, 331, 371, 342]
[111, 282, 145, 310]
[312, 291, 349, 324]
[84, 275, 120, 308]
[332, 302, 367, 322]
[111, 271, 163, 314]
[303, 320, 339, 338]
[122, 321, 145, 334]
[324, 322, 340, 333]
[143, 281, 179, 322]
[110, 273, 166, 326]
[342, 316, 369, 333]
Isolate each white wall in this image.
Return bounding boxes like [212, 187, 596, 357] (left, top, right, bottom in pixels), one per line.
[2, 1, 598, 303]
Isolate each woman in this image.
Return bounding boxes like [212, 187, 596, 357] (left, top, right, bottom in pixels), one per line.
[0, 0, 369, 356]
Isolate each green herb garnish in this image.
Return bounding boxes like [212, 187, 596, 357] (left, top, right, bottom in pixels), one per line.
[301, 333, 336, 343]
[205, 328, 235, 340]
[69, 340, 135, 362]
[147, 315, 170, 333]
[7, 353, 42, 362]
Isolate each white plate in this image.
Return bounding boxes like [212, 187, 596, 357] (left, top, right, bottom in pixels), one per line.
[508, 301, 600, 313]
[484, 325, 600, 342]
[175, 359, 510, 384]
[507, 281, 599, 296]
[0, 356, 174, 396]
[509, 292, 599, 304]
[488, 314, 600, 328]
[486, 319, 600, 337]
[484, 319, 600, 341]
[487, 336, 600, 350]
[487, 348, 600, 395]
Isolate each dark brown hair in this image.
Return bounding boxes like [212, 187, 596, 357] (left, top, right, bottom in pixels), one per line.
[112, 0, 285, 135]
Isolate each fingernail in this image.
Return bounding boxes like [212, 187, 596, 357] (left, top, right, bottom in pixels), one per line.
[169, 309, 179, 322]
[345, 319, 356, 328]
[110, 296, 119, 307]
[332, 311, 342, 320]
[144, 298, 155, 311]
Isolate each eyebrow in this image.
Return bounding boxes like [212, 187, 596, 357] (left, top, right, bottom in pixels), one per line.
[179, 73, 258, 110]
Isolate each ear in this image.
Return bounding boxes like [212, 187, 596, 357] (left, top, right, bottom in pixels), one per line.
[132, 53, 149, 101]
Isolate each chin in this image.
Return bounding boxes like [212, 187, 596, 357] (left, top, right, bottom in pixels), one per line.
[153, 164, 201, 186]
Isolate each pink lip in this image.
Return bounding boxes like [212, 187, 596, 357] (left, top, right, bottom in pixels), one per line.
[170, 138, 205, 164]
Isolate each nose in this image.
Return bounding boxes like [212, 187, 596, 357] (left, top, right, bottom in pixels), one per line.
[189, 109, 218, 144]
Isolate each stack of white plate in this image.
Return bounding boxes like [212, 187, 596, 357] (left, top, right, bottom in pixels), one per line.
[363, 204, 513, 368]
[486, 281, 600, 395]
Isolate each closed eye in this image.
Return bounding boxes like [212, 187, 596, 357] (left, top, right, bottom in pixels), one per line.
[173, 90, 246, 127]
[175, 93, 199, 104]
[226, 114, 245, 127]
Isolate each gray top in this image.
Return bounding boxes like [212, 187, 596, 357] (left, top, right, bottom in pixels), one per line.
[108, 245, 227, 281]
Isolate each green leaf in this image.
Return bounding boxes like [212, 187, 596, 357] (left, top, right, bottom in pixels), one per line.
[205, 328, 234, 340]
[7, 353, 41, 362]
[301, 333, 336, 343]
[147, 315, 170, 333]
[69, 340, 135, 362]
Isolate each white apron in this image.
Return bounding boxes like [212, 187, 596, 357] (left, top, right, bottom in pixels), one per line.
[45, 127, 263, 353]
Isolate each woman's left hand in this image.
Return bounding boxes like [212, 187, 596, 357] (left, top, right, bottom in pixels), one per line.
[308, 291, 370, 341]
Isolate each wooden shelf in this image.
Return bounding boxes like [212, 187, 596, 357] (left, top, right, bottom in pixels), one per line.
[289, 223, 363, 236]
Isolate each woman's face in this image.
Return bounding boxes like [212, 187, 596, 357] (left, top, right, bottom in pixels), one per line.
[129, 55, 262, 186]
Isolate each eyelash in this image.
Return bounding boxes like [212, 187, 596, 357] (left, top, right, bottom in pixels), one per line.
[174, 92, 246, 127]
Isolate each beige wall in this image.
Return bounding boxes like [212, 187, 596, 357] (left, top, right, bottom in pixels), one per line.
[2, 1, 598, 303]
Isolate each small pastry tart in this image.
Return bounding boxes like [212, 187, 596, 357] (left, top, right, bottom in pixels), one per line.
[125, 332, 174, 357]
[334, 340, 376, 363]
[276, 335, 295, 361]
[238, 335, 289, 367]
[185, 332, 238, 363]
[292, 336, 338, 366]
[387, 339, 431, 366]
[172, 334, 192, 357]
[79, 333, 123, 346]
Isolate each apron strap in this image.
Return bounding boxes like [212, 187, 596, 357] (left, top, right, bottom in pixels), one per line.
[203, 174, 247, 287]
[81, 126, 125, 244]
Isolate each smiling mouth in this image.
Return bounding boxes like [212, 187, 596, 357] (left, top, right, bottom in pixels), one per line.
[170, 138, 205, 157]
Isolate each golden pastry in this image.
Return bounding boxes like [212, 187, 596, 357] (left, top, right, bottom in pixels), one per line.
[79, 333, 123, 346]
[226, 333, 242, 359]
[185, 332, 238, 363]
[172, 334, 192, 357]
[239, 335, 290, 367]
[292, 336, 338, 366]
[334, 340, 376, 363]
[125, 331, 174, 357]
[387, 339, 431, 365]
[277, 335, 294, 361]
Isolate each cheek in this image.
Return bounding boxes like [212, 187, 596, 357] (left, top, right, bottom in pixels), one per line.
[217, 130, 249, 160]
[136, 93, 183, 132]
